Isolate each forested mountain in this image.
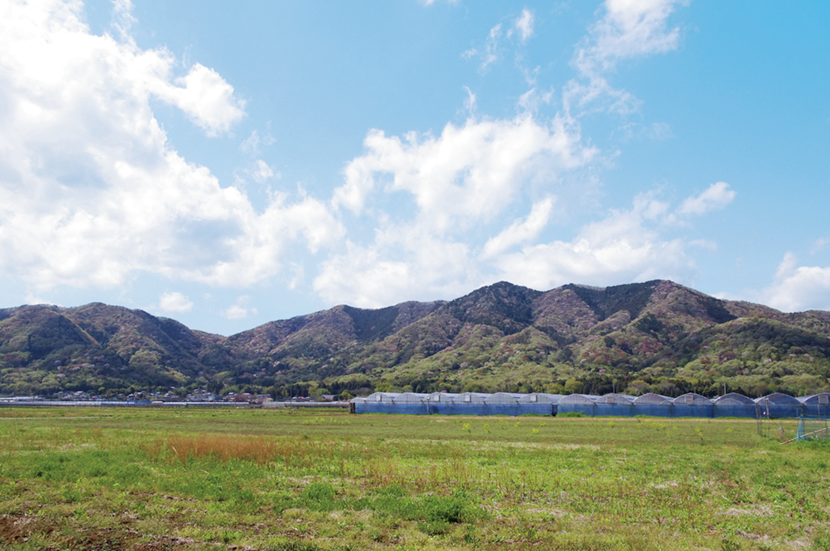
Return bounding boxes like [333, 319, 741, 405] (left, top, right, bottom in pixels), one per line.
[2, 280, 829, 398]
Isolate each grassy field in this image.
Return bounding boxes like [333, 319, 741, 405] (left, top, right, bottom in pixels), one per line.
[0, 408, 827, 550]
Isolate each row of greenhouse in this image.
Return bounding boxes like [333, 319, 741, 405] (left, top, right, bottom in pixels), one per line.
[350, 391, 830, 418]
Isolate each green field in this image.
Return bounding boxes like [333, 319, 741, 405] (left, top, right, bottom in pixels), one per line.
[0, 408, 827, 550]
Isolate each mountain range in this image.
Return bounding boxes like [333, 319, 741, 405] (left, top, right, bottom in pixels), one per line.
[2, 280, 829, 398]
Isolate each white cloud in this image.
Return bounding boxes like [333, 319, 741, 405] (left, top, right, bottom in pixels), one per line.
[321, 113, 596, 306]
[319, 183, 708, 306]
[239, 130, 275, 157]
[689, 239, 717, 251]
[513, 9, 535, 43]
[760, 253, 830, 312]
[111, 0, 137, 39]
[618, 121, 674, 141]
[461, 23, 504, 71]
[149, 63, 247, 136]
[491, 193, 690, 289]
[332, 113, 595, 226]
[462, 86, 477, 115]
[223, 295, 257, 320]
[158, 291, 193, 313]
[481, 197, 554, 259]
[586, 0, 685, 70]
[517, 87, 554, 113]
[481, 24, 502, 71]
[251, 160, 278, 183]
[24, 293, 52, 306]
[0, 0, 342, 292]
[314, 229, 477, 308]
[677, 182, 736, 216]
[566, 0, 687, 113]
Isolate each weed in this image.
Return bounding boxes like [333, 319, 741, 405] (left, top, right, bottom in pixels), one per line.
[300, 482, 337, 511]
[0, 407, 820, 551]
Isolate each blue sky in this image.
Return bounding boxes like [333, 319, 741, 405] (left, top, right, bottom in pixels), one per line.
[0, 0, 828, 335]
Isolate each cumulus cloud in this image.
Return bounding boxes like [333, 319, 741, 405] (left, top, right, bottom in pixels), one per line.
[320, 113, 596, 306]
[322, 108, 672, 306]
[223, 295, 258, 320]
[583, 0, 685, 70]
[332, 114, 595, 225]
[677, 181, 736, 216]
[314, 229, 476, 308]
[152, 63, 246, 136]
[760, 253, 830, 312]
[481, 197, 554, 259]
[491, 193, 692, 290]
[321, 104, 732, 310]
[566, 0, 688, 113]
[158, 291, 193, 313]
[0, 0, 342, 292]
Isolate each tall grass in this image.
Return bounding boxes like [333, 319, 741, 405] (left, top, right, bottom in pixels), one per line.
[148, 434, 337, 468]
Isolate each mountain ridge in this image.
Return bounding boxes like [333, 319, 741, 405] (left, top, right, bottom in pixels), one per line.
[2, 280, 829, 399]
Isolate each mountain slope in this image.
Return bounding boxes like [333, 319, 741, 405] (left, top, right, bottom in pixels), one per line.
[2, 280, 829, 398]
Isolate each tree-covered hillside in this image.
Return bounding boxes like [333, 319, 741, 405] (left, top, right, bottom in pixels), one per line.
[2, 280, 829, 398]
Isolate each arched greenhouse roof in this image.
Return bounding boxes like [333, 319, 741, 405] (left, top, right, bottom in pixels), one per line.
[393, 392, 429, 403]
[674, 393, 712, 405]
[366, 392, 399, 403]
[456, 392, 489, 404]
[518, 393, 563, 404]
[632, 393, 673, 405]
[558, 394, 594, 405]
[797, 393, 830, 404]
[427, 392, 459, 403]
[754, 393, 800, 405]
[485, 392, 523, 404]
[712, 393, 754, 405]
[594, 393, 634, 404]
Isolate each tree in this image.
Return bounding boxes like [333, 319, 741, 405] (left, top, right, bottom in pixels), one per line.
[564, 379, 584, 395]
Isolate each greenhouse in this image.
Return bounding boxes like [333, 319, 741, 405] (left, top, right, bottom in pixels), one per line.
[627, 393, 672, 417]
[798, 393, 830, 417]
[485, 392, 551, 415]
[672, 393, 714, 418]
[712, 393, 757, 418]
[391, 392, 430, 414]
[427, 392, 459, 403]
[556, 393, 598, 416]
[593, 394, 635, 417]
[349, 391, 821, 418]
[755, 393, 802, 419]
[517, 393, 564, 404]
[358, 392, 400, 414]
